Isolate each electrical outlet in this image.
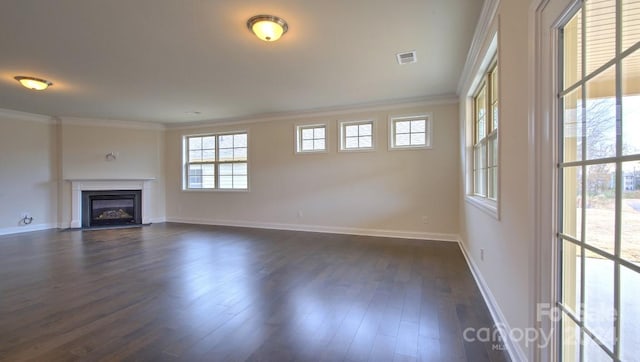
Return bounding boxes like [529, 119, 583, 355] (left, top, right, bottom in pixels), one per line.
[20, 212, 33, 225]
[297, 210, 303, 218]
[480, 248, 485, 261]
[421, 216, 428, 224]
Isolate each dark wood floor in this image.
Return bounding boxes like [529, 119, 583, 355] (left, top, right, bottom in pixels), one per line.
[0, 223, 509, 362]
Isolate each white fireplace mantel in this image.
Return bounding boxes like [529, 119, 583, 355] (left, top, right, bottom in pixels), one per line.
[69, 179, 154, 228]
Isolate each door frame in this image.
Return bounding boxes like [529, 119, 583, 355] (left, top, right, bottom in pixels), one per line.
[529, 0, 582, 360]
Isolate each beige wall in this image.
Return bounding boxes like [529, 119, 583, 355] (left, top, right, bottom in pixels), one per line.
[58, 120, 166, 227]
[458, 0, 534, 359]
[0, 113, 166, 232]
[165, 103, 460, 238]
[0, 112, 58, 233]
[1, 101, 456, 237]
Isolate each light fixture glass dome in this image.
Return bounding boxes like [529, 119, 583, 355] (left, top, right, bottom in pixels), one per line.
[247, 15, 288, 42]
[14, 76, 53, 91]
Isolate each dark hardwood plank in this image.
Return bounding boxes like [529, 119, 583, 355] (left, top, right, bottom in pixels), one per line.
[0, 223, 510, 361]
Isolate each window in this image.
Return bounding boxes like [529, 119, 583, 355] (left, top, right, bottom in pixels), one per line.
[389, 115, 431, 149]
[557, 2, 640, 361]
[340, 120, 374, 151]
[184, 132, 248, 190]
[296, 124, 326, 153]
[472, 60, 498, 200]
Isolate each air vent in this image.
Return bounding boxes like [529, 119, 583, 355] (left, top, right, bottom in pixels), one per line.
[396, 51, 417, 65]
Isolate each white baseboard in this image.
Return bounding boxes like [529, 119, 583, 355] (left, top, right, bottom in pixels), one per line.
[0, 223, 57, 236]
[2, 217, 456, 244]
[57, 217, 167, 230]
[165, 217, 459, 242]
[457, 238, 528, 361]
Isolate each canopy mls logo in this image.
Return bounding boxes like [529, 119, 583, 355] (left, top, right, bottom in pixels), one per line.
[463, 303, 620, 350]
[462, 323, 554, 350]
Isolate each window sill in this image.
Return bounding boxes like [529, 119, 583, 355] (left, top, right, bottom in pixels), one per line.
[388, 145, 432, 151]
[338, 147, 376, 153]
[465, 195, 499, 220]
[295, 150, 328, 155]
[182, 188, 249, 193]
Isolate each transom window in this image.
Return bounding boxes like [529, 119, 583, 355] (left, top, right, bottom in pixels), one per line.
[472, 60, 498, 200]
[184, 132, 248, 190]
[296, 124, 326, 153]
[340, 120, 374, 150]
[389, 115, 431, 149]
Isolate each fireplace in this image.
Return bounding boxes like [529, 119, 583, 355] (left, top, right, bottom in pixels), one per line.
[69, 179, 153, 228]
[82, 190, 142, 228]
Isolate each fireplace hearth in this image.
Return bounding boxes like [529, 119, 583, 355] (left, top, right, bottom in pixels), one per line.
[82, 190, 142, 228]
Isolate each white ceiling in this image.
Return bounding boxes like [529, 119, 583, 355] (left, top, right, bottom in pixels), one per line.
[0, 1, 483, 124]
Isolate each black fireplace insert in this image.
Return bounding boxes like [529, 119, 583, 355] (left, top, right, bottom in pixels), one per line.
[82, 190, 142, 228]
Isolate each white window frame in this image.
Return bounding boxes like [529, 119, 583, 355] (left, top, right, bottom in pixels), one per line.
[464, 33, 499, 219]
[183, 131, 249, 191]
[339, 120, 375, 152]
[388, 114, 432, 150]
[472, 61, 498, 198]
[295, 123, 328, 154]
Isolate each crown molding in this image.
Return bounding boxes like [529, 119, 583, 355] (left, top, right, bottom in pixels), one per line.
[2, 95, 458, 131]
[165, 94, 458, 130]
[59, 116, 166, 131]
[0, 108, 55, 124]
[457, 0, 500, 95]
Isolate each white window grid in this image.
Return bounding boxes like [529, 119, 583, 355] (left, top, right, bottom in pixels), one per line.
[472, 61, 498, 200]
[389, 115, 432, 149]
[185, 132, 248, 190]
[296, 124, 327, 153]
[556, 2, 640, 361]
[340, 120, 374, 151]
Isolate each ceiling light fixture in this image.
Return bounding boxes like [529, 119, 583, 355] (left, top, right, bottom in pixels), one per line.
[14, 76, 53, 91]
[247, 15, 288, 42]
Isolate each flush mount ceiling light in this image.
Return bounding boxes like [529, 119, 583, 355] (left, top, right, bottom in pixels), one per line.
[14, 76, 53, 91]
[247, 15, 288, 42]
